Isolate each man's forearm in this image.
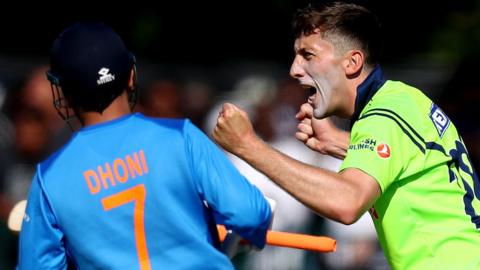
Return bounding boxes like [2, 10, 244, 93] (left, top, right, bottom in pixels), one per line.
[213, 103, 378, 224]
[236, 135, 362, 224]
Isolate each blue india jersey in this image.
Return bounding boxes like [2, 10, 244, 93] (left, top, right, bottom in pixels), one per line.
[18, 113, 271, 269]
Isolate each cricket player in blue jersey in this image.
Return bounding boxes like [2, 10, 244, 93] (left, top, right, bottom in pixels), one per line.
[17, 22, 272, 270]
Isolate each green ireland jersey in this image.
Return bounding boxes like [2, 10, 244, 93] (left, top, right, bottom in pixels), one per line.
[341, 67, 480, 270]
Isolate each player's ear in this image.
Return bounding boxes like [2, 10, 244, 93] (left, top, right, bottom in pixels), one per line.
[128, 67, 135, 90]
[127, 66, 138, 110]
[343, 50, 364, 76]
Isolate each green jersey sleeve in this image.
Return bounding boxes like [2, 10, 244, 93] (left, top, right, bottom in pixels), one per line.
[340, 113, 413, 192]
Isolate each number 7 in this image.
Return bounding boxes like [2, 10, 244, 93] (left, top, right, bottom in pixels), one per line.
[102, 184, 151, 270]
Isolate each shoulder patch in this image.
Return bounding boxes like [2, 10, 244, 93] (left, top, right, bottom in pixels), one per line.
[429, 103, 450, 138]
[376, 143, 391, 159]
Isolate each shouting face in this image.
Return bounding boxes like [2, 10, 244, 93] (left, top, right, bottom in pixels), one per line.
[290, 32, 346, 119]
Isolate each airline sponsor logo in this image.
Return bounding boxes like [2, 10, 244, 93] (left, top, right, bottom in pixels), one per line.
[376, 143, 391, 159]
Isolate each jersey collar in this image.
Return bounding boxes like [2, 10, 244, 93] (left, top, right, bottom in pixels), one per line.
[351, 65, 386, 124]
[77, 113, 136, 134]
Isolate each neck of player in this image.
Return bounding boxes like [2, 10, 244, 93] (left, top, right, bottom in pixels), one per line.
[79, 90, 131, 127]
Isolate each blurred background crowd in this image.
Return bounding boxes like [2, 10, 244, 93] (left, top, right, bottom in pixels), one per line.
[0, 0, 479, 269]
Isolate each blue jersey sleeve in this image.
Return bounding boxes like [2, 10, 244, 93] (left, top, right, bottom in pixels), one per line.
[183, 120, 271, 248]
[18, 170, 67, 270]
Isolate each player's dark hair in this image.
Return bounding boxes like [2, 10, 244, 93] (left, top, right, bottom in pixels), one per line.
[292, 2, 383, 67]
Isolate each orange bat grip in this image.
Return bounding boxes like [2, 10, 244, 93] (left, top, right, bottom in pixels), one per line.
[217, 225, 336, 253]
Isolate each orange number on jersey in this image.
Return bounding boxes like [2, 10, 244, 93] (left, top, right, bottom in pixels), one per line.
[101, 184, 151, 270]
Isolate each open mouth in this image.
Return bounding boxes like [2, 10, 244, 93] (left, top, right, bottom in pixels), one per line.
[301, 85, 317, 100]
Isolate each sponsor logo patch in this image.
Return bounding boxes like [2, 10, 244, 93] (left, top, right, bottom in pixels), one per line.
[348, 138, 377, 151]
[97, 67, 115, 85]
[376, 143, 391, 158]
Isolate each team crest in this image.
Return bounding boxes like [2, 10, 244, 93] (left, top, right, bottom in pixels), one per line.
[429, 103, 450, 138]
[376, 143, 391, 158]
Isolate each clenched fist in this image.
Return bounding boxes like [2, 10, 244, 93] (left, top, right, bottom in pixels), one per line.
[213, 103, 259, 157]
[295, 103, 349, 159]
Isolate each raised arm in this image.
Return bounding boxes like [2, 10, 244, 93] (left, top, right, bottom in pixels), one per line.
[213, 103, 380, 225]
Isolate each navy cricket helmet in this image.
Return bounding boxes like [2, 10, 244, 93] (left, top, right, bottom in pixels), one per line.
[47, 22, 136, 114]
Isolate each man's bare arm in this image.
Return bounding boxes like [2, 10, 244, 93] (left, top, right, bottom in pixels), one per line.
[213, 103, 380, 224]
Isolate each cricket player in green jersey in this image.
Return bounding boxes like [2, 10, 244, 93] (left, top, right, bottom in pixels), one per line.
[212, 2, 480, 269]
